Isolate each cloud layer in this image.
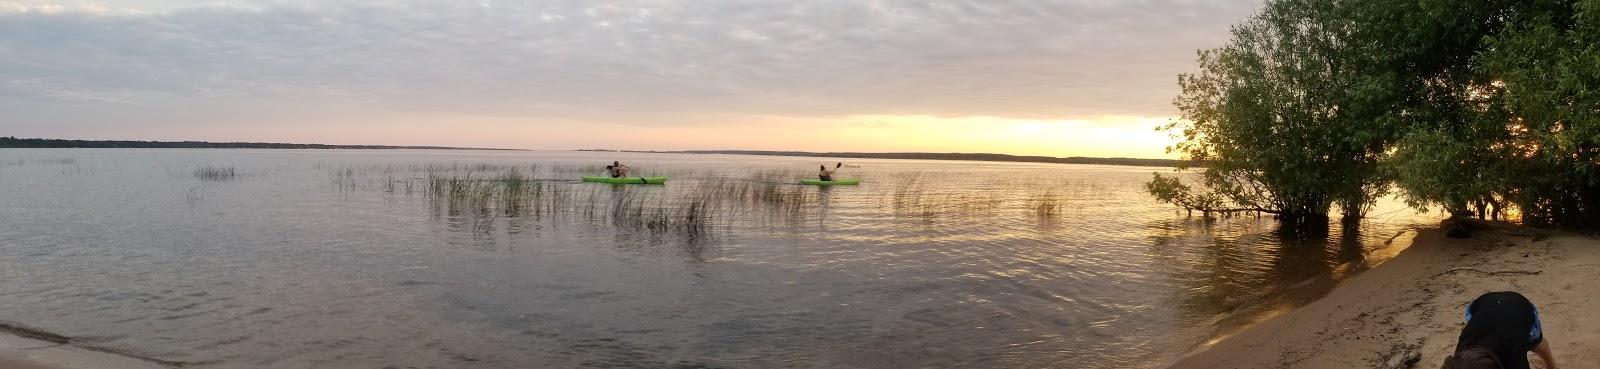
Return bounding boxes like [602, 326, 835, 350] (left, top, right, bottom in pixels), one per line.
[0, 0, 1259, 153]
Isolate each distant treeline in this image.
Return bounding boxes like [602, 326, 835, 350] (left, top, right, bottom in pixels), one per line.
[0, 137, 517, 151]
[580, 149, 1193, 168]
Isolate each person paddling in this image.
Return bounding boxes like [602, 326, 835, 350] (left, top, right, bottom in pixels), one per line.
[1442, 291, 1557, 369]
[605, 161, 631, 178]
[818, 162, 841, 181]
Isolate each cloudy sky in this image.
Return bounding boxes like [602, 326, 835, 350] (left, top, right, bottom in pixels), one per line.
[0, 0, 1260, 158]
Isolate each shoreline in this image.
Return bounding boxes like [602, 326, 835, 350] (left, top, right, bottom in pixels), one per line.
[0, 323, 178, 369]
[1165, 224, 1599, 369]
[586, 149, 1190, 168]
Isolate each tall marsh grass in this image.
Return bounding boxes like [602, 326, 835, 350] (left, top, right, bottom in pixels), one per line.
[1031, 190, 1064, 219]
[415, 167, 830, 237]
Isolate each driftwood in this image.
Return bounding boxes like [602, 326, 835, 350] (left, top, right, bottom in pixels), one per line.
[0, 321, 189, 367]
[1435, 267, 1543, 277]
[1377, 343, 1422, 369]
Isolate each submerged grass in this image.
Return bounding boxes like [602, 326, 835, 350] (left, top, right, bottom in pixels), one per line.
[416, 167, 829, 238]
[193, 166, 237, 181]
[348, 163, 1109, 245]
[2, 157, 77, 168]
[1031, 190, 1065, 219]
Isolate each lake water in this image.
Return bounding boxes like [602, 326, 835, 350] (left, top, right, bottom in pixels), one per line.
[0, 149, 1435, 368]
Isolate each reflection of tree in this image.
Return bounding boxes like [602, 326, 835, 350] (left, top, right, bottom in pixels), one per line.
[1332, 223, 1364, 270]
[1147, 218, 1366, 336]
[816, 185, 832, 229]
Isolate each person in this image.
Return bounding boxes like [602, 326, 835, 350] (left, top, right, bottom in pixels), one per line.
[1441, 291, 1557, 369]
[818, 162, 840, 181]
[607, 161, 630, 178]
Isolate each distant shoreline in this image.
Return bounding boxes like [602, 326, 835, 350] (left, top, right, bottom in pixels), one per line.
[581, 149, 1194, 168]
[2, 138, 1193, 168]
[0, 137, 522, 151]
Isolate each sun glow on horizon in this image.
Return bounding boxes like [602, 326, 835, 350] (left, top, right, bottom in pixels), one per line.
[27, 112, 1183, 160]
[809, 114, 1180, 159]
[550, 114, 1183, 159]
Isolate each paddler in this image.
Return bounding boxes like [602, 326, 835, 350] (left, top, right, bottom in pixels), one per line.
[606, 161, 631, 178]
[818, 162, 841, 181]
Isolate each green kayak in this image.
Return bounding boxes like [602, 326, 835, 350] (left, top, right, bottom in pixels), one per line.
[582, 176, 667, 184]
[800, 178, 860, 185]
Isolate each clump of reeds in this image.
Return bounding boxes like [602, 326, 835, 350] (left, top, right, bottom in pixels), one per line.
[424, 168, 581, 219]
[404, 164, 830, 238]
[193, 166, 237, 181]
[428, 173, 497, 216]
[604, 180, 731, 235]
[880, 172, 1016, 222]
[381, 175, 418, 195]
[675, 182, 727, 233]
[608, 188, 672, 230]
[743, 182, 813, 220]
[1032, 191, 1064, 219]
[35, 158, 76, 166]
[499, 169, 529, 215]
[887, 173, 950, 219]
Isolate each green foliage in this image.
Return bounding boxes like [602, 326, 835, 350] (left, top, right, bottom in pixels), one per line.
[1472, 0, 1600, 226]
[1160, 0, 1398, 222]
[1155, 0, 1600, 228]
[1145, 173, 1227, 214]
[1388, 129, 1503, 216]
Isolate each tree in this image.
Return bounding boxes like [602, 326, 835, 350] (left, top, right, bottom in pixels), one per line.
[1474, 0, 1600, 227]
[1365, 0, 1534, 222]
[1378, 0, 1596, 227]
[1153, 0, 1600, 230]
[1154, 0, 1399, 224]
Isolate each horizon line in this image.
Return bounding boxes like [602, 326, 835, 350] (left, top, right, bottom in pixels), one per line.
[1, 136, 1182, 162]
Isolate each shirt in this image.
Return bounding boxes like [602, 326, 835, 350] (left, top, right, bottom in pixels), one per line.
[1456, 291, 1544, 369]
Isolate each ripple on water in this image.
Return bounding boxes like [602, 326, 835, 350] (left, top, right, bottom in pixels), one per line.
[0, 150, 1436, 369]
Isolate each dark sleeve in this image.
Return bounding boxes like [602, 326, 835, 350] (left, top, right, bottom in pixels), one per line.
[1528, 306, 1543, 347]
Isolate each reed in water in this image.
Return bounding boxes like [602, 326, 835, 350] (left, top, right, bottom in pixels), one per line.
[193, 166, 237, 181]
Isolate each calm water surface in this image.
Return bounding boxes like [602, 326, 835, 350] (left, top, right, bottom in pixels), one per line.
[0, 149, 1435, 368]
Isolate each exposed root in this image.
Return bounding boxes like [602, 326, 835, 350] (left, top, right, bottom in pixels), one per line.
[0, 321, 188, 367]
[1434, 267, 1542, 277]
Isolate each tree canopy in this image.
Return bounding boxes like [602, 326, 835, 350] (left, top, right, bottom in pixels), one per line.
[1152, 0, 1600, 228]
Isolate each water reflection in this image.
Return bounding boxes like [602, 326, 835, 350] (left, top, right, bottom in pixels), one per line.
[1148, 217, 1395, 352]
[0, 149, 1436, 369]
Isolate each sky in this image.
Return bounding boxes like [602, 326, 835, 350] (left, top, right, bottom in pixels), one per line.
[0, 0, 1261, 158]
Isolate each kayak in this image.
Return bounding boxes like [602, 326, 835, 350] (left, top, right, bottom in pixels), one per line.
[800, 178, 860, 185]
[582, 176, 667, 184]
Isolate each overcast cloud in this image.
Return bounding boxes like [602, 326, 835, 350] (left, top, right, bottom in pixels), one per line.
[0, 0, 1260, 152]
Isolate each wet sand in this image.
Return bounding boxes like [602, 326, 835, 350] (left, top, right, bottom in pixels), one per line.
[0, 329, 172, 369]
[1168, 224, 1600, 369]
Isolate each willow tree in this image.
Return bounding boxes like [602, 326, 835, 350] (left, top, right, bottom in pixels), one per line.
[1152, 0, 1398, 224]
[1475, 0, 1600, 227]
[1380, 0, 1598, 226]
[1368, 0, 1529, 220]
[1156, 0, 1600, 229]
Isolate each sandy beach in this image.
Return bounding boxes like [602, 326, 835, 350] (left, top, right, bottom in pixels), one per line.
[1168, 224, 1600, 369]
